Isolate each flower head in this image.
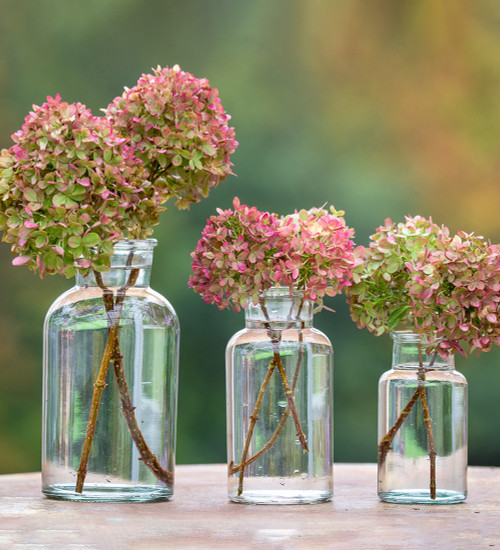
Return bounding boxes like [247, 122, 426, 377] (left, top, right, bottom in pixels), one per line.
[346, 216, 447, 336]
[1, 65, 238, 279]
[346, 215, 500, 357]
[407, 233, 500, 356]
[189, 197, 280, 311]
[0, 95, 158, 278]
[105, 65, 238, 210]
[274, 206, 356, 305]
[189, 198, 356, 311]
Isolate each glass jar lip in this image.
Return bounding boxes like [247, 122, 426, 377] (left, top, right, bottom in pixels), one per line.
[113, 238, 157, 251]
[390, 330, 429, 342]
[258, 287, 305, 299]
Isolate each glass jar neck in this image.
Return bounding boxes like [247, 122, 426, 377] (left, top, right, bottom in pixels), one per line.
[390, 330, 454, 371]
[245, 289, 313, 329]
[75, 239, 156, 288]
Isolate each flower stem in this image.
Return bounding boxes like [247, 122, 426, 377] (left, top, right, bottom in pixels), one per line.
[96, 265, 174, 486]
[272, 346, 309, 452]
[110, 344, 173, 485]
[231, 299, 308, 494]
[75, 268, 138, 493]
[418, 380, 437, 499]
[229, 324, 305, 474]
[260, 298, 309, 452]
[236, 357, 277, 496]
[378, 386, 420, 468]
[417, 347, 437, 500]
[378, 348, 438, 499]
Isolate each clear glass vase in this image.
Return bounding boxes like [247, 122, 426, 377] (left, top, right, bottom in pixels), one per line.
[378, 331, 467, 504]
[42, 239, 179, 502]
[226, 289, 334, 504]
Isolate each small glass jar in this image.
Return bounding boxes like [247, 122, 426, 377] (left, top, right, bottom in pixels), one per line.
[378, 331, 467, 504]
[226, 288, 334, 504]
[42, 239, 179, 502]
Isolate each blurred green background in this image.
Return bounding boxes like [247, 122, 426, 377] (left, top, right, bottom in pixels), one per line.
[1, 0, 500, 473]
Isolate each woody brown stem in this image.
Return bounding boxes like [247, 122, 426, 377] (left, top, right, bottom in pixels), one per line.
[236, 358, 277, 496]
[95, 268, 174, 487]
[232, 298, 308, 494]
[260, 298, 309, 452]
[418, 379, 437, 499]
[377, 349, 438, 483]
[230, 324, 305, 474]
[111, 345, 173, 485]
[417, 346, 437, 499]
[272, 349, 309, 452]
[378, 386, 420, 468]
[75, 268, 138, 493]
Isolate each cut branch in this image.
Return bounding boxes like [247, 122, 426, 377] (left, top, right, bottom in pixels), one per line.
[75, 268, 138, 493]
[377, 347, 438, 499]
[378, 386, 420, 468]
[76, 256, 174, 493]
[236, 357, 277, 496]
[95, 268, 174, 486]
[418, 381, 437, 499]
[259, 297, 308, 452]
[111, 345, 173, 485]
[229, 324, 305, 474]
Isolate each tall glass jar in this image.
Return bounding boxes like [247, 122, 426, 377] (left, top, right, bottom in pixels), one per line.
[42, 239, 179, 502]
[226, 289, 334, 505]
[378, 331, 467, 504]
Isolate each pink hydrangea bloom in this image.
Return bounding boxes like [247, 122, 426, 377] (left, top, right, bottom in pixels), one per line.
[105, 65, 238, 210]
[274, 207, 357, 304]
[0, 95, 155, 278]
[346, 216, 500, 357]
[407, 234, 500, 356]
[0, 65, 238, 279]
[189, 198, 281, 311]
[189, 199, 356, 311]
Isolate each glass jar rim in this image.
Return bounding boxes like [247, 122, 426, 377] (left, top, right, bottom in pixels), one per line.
[258, 287, 306, 299]
[390, 330, 430, 342]
[113, 238, 157, 251]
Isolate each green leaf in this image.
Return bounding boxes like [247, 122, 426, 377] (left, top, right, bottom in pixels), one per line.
[64, 197, 78, 208]
[172, 154, 183, 166]
[387, 305, 412, 331]
[82, 232, 100, 247]
[100, 241, 114, 255]
[35, 233, 48, 248]
[63, 265, 76, 279]
[1, 168, 13, 180]
[24, 189, 39, 202]
[157, 153, 167, 168]
[6, 214, 22, 228]
[53, 194, 67, 208]
[385, 258, 401, 274]
[67, 236, 82, 249]
[201, 143, 216, 156]
[94, 260, 111, 272]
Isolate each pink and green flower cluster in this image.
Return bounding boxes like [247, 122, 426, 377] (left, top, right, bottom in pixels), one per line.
[0, 95, 155, 278]
[0, 65, 237, 278]
[105, 65, 238, 210]
[407, 233, 500, 355]
[346, 216, 500, 356]
[189, 198, 356, 311]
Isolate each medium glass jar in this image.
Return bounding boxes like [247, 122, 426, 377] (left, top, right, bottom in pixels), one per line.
[378, 331, 467, 504]
[42, 239, 179, 502]
[226, 289, 334, 504]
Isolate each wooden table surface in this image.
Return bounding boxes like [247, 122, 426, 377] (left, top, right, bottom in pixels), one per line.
[0, 463, 498, 549]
